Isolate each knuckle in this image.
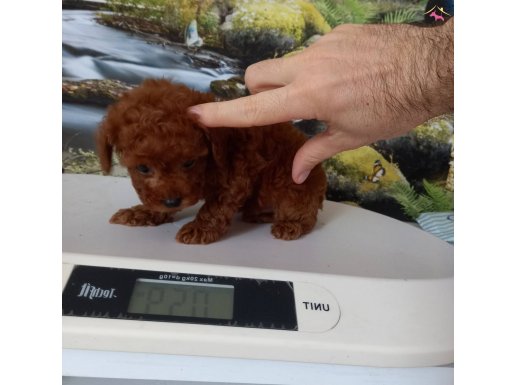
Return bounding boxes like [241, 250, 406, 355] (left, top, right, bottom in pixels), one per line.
[245, 59, 281, 91]
[244, 63, 263, 90]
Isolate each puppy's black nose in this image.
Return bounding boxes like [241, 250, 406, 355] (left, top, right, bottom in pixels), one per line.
[163, 197, 182, 208]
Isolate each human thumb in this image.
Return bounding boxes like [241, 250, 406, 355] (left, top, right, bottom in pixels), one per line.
[292, 131, 348, 184]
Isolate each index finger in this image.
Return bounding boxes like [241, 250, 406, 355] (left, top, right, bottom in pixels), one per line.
[188, 85, 312, 128]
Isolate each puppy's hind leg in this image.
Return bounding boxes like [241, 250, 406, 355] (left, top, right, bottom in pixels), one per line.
[270, 171, 326, 241]
[271, 199, 318, 240]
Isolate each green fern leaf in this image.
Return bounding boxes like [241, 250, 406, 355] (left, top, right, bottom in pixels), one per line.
[416, 194, 435, 213]
[314, 0, 341, 27]
[382, 8, 420, 24]
[388, 181, 424, 220]
[314, 0, 377, 27]
[421, 179, 454, 212]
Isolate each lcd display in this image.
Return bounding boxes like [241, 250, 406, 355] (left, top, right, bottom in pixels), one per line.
[127, 279, 234, 320]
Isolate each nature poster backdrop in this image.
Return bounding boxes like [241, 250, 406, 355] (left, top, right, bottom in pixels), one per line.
[62, 0, 454, 224]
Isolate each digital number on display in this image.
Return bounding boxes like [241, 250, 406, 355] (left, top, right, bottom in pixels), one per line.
[128, 279, 235, 320]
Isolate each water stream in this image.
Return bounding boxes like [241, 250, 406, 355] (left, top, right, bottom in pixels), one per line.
[63, 10, 243, 151]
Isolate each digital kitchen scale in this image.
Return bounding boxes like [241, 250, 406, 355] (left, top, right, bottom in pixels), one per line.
[62, 174, 453, 384]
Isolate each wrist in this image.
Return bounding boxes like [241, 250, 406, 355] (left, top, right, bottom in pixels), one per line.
[418, 18, 454, 117]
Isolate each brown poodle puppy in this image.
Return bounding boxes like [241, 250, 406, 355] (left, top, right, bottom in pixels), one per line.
[96, 79, 327, 244]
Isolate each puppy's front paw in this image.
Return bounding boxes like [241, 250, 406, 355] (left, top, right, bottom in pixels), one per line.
[176, 221, 224, 244]
[271, 221, 304, 240]
[109, 206, 174, 226]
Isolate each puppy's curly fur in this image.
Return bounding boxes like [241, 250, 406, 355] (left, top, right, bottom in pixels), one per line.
[96, 79, 327, 244]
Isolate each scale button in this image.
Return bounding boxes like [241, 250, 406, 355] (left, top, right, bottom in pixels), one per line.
[294, 282, 340, 332]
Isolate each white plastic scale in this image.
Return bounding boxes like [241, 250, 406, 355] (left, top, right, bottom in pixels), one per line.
[62, 174, 453, 385]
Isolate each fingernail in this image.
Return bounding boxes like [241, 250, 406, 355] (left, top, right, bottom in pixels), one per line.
[187, 106, 201, 121]
[296, 171, 310, 184]
[187, 106, 207, 128]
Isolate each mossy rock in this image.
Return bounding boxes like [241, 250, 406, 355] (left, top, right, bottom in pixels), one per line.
[223, 28, 297, 64]
[413, 114, 454, 142]
[327, 146, 406, 192]
[210, 76, 249, 100]
[222, 0, 330, 64]
[324, 146, 410, 220]
[62, 79, 134, 106]
[372, 114, 453, 191]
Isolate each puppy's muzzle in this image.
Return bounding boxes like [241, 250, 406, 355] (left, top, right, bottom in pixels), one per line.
[163, 197, 182, 208]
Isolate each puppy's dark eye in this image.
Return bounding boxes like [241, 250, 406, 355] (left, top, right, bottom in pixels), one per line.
[136, 164, 151, 175]
[182, 159, 196, 169]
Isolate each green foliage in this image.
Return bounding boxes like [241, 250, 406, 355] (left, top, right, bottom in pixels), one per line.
[199, 8, 220, 34]
[421, 179, 454, 212]
[106, 0, 165, 20]
[298, 1, 331, 36]
[388, 179, 453, 220]
[313, 0, 377, 27]
[374, 1, 426, 24]
[162, 0, 215, 39]
[198, 9, 221, 46]
[312, 0, 339, 27]
[381, 8, 421, 24]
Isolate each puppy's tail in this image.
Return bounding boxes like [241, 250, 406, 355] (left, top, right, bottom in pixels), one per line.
[96, 121, 113, 175]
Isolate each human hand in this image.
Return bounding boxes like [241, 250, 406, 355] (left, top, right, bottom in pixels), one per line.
[188, 19, 453, 184]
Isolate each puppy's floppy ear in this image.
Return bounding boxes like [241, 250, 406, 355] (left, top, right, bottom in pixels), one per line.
[199, 125, 230, 170]
[96, 118, 115, 175]
[188, 90, 230, 170]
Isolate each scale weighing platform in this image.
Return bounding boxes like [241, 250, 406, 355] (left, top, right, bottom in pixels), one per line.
[62, 174, 453, 385]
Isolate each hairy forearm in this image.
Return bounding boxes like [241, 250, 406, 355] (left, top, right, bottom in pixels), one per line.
[388, 18, 454, 123]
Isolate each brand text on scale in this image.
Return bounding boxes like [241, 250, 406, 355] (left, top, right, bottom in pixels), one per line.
[78, 283, 117, 300]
